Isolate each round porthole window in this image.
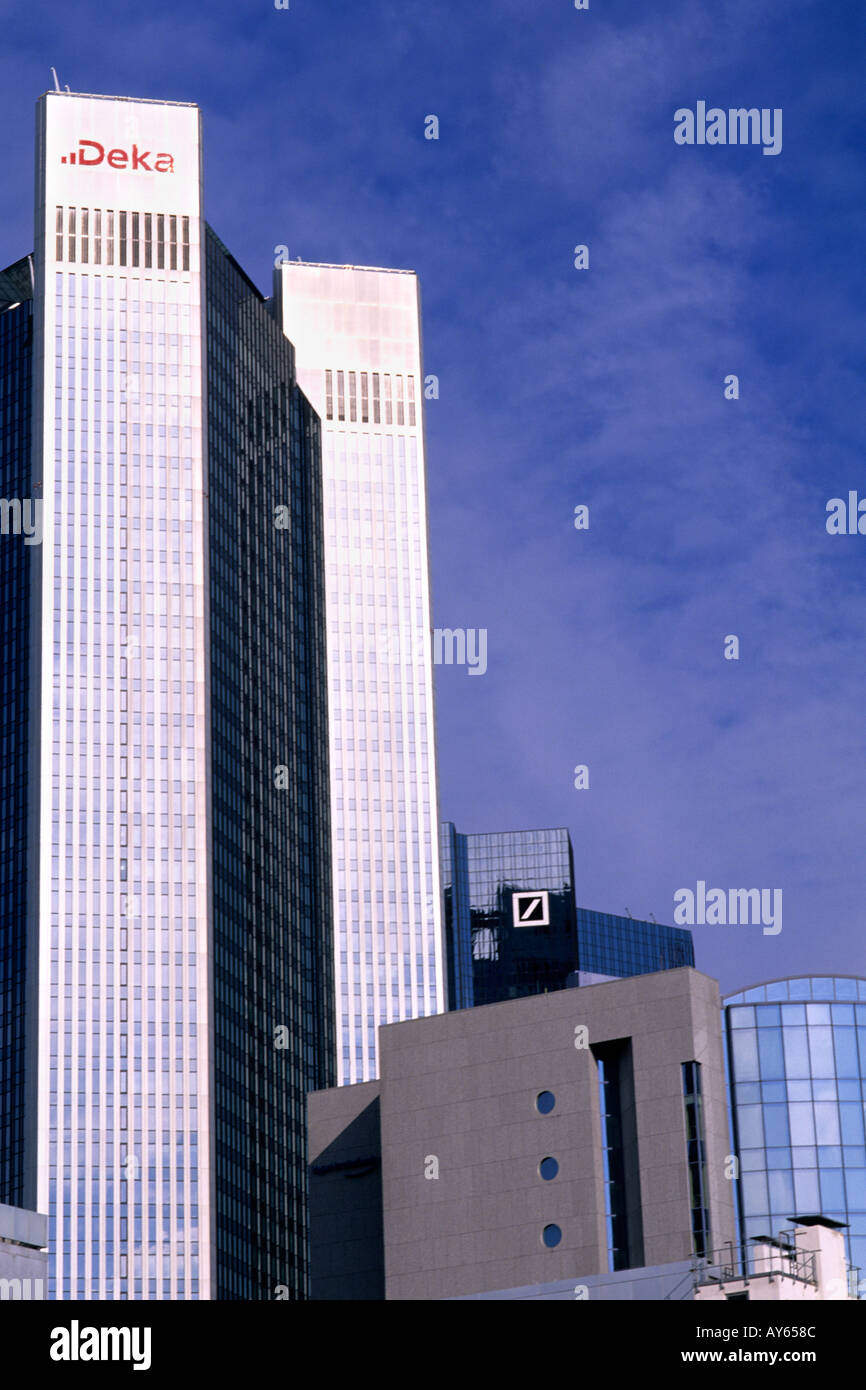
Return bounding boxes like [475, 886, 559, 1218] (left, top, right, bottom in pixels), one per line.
[539, 1156, 559, 1181]
[542, 1224, 562, 1248]
[536, 1090, 556, 1115]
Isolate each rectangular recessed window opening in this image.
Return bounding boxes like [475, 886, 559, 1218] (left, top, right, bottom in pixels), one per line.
[594, 1038, 644, 1272]
[683, 1060, 711, 1259]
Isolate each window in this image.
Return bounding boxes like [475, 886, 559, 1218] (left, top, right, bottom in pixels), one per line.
[683, 1060, 711, 1259]
[596, 1040, 644, 1271]
[542, 1224, 562, 1248]
[536, 1090, 555, 1115]
[539, 1156, 559, 1180]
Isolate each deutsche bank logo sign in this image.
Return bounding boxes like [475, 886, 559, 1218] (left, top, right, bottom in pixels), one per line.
[512, 890, 550, 928]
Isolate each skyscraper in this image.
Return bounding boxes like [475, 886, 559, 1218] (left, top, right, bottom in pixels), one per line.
[439, 822, 694, 1009]
[440, 823, 578, 1009]
[275, 263, 445, 1085]
[0, 254, 34, 1212]
[0, 89, 333, 1299]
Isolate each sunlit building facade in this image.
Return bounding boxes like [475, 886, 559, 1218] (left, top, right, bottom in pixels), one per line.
[0, 89, 333, 1299]
[276, 263, 445, 1085]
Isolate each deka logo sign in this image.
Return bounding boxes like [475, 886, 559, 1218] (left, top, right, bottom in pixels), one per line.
[60, 140, 175, 172]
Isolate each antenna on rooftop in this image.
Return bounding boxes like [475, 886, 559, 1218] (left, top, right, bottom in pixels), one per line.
[51, 67, 61, 93]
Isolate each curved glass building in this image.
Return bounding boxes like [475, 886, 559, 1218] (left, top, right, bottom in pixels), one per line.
[724, 975, 866, 1280]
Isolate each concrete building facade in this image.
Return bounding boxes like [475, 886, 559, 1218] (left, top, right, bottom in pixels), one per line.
[308, 967, 736, 1299]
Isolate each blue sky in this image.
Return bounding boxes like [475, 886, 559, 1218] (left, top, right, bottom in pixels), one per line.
[2, 0, 865, 996]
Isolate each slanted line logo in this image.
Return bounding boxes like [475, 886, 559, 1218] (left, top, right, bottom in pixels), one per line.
[512, 890, 550, 928]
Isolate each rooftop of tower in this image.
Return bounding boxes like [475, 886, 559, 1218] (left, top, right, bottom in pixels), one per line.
[284, 260, 415, 276]
[41, 90, 198, 107]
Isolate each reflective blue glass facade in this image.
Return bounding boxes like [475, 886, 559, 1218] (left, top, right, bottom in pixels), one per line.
[440, 825, 577, 1008]
[206, 227, 334, 1298]
[439, 822, 474, 1009]
[724, 975, 866, 1279]
[576, 908, 694, 980]
[440, 824, 695, 1009]
[0, 260, 33, 1209]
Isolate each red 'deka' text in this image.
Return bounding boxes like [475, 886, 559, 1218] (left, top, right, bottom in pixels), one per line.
[61, 141, 175, 173]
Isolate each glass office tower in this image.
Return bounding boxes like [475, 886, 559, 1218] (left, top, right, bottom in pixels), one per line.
[440, 823, 695, 1009]
[440, 824, 578, 1009]
[275, 263, 444, 1085]
[0, 89, 333, 1299]
[205, 228, 333, 1298]
[0, 255, 34, 1211]
[724, 975, 866, 1280]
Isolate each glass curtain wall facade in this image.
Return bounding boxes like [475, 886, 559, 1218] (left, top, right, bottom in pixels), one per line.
[0, 259, 34, 1210]
[439, 822, 473, 1010]
[3, 89, 333, 1299]
[440, 825, 578, 1008]
[31, 91, 212, 1300]
[724, 975, 866, 1279]
[275, 263, 444, 1085]
[576, 908, 694, 982]
[206, 228, 333, 1299]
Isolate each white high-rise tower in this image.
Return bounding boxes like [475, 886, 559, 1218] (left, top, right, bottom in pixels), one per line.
[31, 90, 211, 1299]
[276, 263, 445, 1084]
[2, 89, 334, 1300]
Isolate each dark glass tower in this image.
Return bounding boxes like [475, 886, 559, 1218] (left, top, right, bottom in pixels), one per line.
[440, 822, 695, 1010]
[206, 226, 334, 1299]
[0, 257, 34, 1210]
[440, 824, 578, 1008]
